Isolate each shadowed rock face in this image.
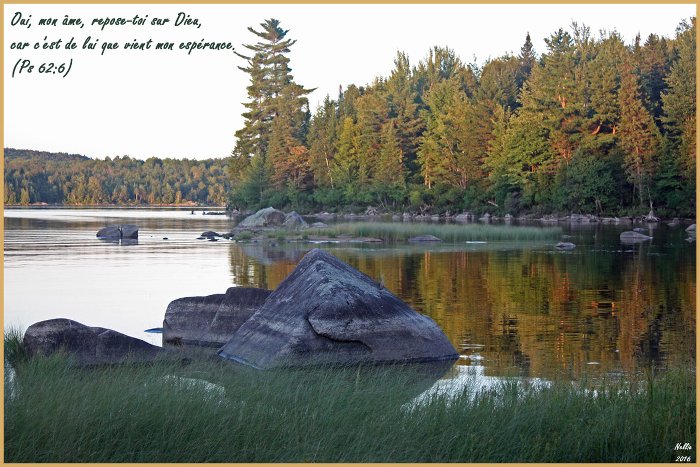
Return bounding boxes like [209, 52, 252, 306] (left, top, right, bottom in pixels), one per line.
[218, 249, 458, 369]
[23, 318, 161, 366]
[164, 287, 272, 347]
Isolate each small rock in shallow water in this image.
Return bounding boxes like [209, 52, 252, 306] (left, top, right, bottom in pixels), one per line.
[407, 235, 442, 243]
[620, 230, 652, 243]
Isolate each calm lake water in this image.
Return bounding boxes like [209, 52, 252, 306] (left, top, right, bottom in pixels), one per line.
[4, 208, 696, 385]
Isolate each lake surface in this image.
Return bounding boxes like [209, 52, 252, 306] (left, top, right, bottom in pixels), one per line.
[4, 208, 696, 385]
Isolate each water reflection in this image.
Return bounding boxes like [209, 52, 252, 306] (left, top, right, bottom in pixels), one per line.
[4, 209, 695, 384]
[226, 232, 695, 381]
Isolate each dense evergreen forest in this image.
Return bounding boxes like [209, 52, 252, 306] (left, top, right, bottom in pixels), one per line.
[5, 18, 695, 216]
[4, 149, 229, 206]
[229, 18, 696, 217]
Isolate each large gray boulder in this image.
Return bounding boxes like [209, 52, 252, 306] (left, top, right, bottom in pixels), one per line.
[163, 287, 272, 347]
[218, 249, 458, 369]
[23, 318, 161, 366]
[236, 207, 286, 229]
[282, 211, 308, 231]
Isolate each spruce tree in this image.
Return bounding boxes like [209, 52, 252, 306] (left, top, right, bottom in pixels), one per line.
[618, 62, 662, 207]
[230, 19, 312, 200]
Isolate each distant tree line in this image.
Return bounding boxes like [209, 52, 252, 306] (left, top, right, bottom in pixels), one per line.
[4, 148, 229, 206]
[229, 18, 696, 217]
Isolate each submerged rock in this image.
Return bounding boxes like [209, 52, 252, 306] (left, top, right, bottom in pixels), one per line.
[282, 211, 308, 231]
[164, 287, 272, 347]
[620, 230, 653, 243]
[120, 224, 139, 239]
[407, 235, 442, 243]
[218, 249, 458, 369]
[96, 225, 122, 239]
[236, 207, 287, 229]
[96, 224, 139, 240]
[23, 318, 162, 366]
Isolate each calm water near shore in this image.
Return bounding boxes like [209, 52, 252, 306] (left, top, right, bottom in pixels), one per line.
[4, 208, 695, 385]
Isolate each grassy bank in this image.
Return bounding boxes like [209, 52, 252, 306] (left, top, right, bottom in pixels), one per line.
[5, 334, 694, 462]
[316, 222, 563, 242]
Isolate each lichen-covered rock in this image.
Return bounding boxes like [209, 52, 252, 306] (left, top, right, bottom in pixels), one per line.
[218, 249, 458, 369]
[236, 207, 287, 229]
[164, 287, 272, 347]
[282, 211, 308, 231]
[620, 230, 653, 243]
[23, 318, 161, 366]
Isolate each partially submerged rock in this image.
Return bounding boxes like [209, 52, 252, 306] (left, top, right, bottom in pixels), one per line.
[218, 249, 458, 369]
[120, 225, 139, 239]
[620, 230, 652, 243]
[96, 225, 121, 239]
[96, 224, 139, 240]
[200, 231, 221, 239]
[164, 287, 272, 347]
[555, 242, 576, 250]
[407, 235, 442, 243]
[236, 207, 286, 229]
[686, 224, 696, 232]
[23, 318, 162, 366]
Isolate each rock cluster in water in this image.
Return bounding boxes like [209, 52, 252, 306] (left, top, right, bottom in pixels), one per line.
[21, 250, 457, 370]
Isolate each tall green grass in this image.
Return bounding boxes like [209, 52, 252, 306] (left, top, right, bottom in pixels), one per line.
[5, 340, 695, 462]
[319, 222, 562, 242]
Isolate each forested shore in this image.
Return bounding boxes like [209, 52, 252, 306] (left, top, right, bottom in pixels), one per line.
[5, 18, 696, 217]
[3, 148, 229, 207]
